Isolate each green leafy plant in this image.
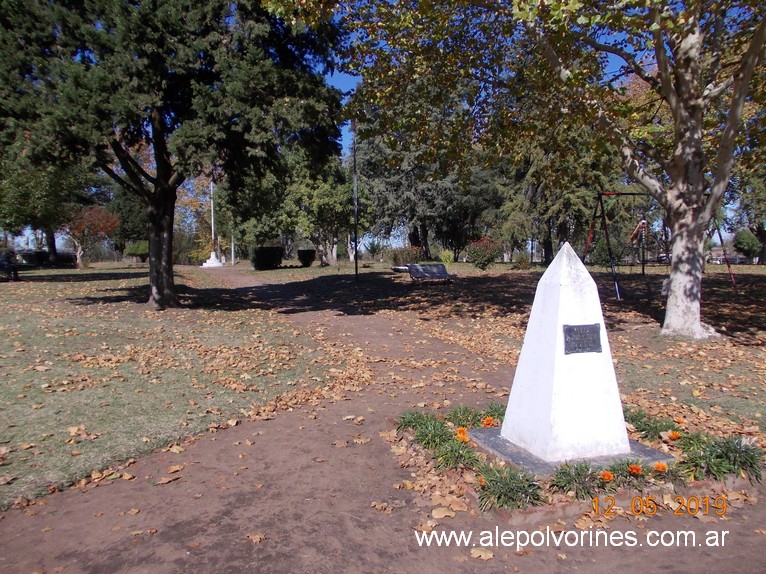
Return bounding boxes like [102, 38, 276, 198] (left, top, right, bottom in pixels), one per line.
[439, 249, 454, 264]
[476, 464, 544, 511]
[677, 431, 712, 454]
[679, 434, 763, 483]
[549, 462, 601, 500]
[396, 410, 436, 433]
[444, 405, 482, 428]
[465, 237, 502, 270]
[481, 402, 506, 423]
[650, 461, 687, 489]
[606, 459, 650, 491]
[434, 440, 481, 470]
[712, 436, 763, 483]
[124, 240, 149, 263]
[413, 419, 453, 450]
[364, 239, 386, 261]
[624, 407, 679, 440]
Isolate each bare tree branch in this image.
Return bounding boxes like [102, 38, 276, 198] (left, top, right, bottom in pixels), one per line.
[705, 16, 766, 221]
[576, 34, 661, 91]
[702, 77, 734, 103]
[651, 8, 681, 126]
[109, 140, 153, 198]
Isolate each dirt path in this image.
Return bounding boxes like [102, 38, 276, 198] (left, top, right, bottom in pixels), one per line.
[1, 265, 765, 573]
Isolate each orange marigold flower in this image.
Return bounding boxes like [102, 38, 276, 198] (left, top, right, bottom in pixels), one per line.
[599, 470, 614, 482]
[673, 417, 686, 425]
[667, 431, 682, 440]
[628, 464, 643, 476]
[455, 427, 469, 442]
[481, 416, 496, 428]
[653, 462, 669, 473]
[477, 475, 486, 487]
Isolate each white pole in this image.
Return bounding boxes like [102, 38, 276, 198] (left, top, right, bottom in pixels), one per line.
[210, 181, 216, 255]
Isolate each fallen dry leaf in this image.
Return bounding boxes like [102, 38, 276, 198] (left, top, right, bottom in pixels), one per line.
[470, 547, 494, 560]
[156, 476, 181, 485]
[247, 532, 266, 544]
[432, 507, 456, 519]
[167, 464, 185, 474]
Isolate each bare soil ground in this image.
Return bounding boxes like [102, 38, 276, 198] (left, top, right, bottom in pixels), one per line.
[1, 262, 765, 573]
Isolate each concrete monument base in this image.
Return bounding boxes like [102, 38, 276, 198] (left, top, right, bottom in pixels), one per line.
[469, 427, 674, 477]
[201, 252, 224, 268]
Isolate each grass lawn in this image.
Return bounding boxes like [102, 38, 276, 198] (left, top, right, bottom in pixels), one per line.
[0, 263, 326, 508]
[1, 258, 764, 510]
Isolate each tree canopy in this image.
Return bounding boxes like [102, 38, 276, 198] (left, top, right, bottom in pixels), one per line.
[1, 0, 344, 307]
[275, 0, 765, 338]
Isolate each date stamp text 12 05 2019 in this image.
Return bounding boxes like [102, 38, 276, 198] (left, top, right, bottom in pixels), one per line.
[592, 495, 727, 517]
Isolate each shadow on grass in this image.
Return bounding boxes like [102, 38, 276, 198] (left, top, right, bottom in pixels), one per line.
[20, 269, 147, 283]
[57, 266, 765, 343]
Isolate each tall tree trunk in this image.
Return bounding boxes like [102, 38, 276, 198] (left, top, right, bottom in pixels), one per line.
[44, 227, 58, 264]
[347, 233, 356, 262]
[754, 228, 766, 265]
[146, 185, 179, 310]
[661, 207, 714, 338]
[542, 224, 554, 264]
[318, 236, 338, 266]
[419, 222, 432, 260]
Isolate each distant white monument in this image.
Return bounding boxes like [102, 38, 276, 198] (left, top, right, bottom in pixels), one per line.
[201, 181, 224, 268]
[500, 242, 630, 462]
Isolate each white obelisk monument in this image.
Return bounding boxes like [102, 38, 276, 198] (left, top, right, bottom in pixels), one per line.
[201, 181, 223, 268]
[500, 242, 630, 462]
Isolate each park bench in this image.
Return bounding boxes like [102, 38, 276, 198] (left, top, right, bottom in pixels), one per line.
[0, 254, 18, 282]
[405, 263, 457, 282]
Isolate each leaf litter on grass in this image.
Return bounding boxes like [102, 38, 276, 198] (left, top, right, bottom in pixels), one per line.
[0, 264, 335, 508]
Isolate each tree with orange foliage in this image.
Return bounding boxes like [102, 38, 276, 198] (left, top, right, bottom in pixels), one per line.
[64, 206, 119, 269]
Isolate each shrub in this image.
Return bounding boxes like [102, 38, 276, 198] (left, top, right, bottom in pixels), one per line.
[364, 239, 386, 260]
[251, 246, 283, 270]
[514, 250, 531, 269]
[388, 247, 421, 266]
[733, 229, 760, 260]
[439, 249, 454, 264]
[124, 240, 149, 263]
[465, 237, 502, 270]
[297, 249, 316, 268]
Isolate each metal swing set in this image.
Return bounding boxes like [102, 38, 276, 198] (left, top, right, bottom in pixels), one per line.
[581, 191, 737, 302]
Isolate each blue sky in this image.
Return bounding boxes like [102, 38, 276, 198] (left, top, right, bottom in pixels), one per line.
[326, 71, 361, 156]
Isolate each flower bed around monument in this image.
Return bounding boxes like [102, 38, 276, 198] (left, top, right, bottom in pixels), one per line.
[394, 404, 764, 513]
